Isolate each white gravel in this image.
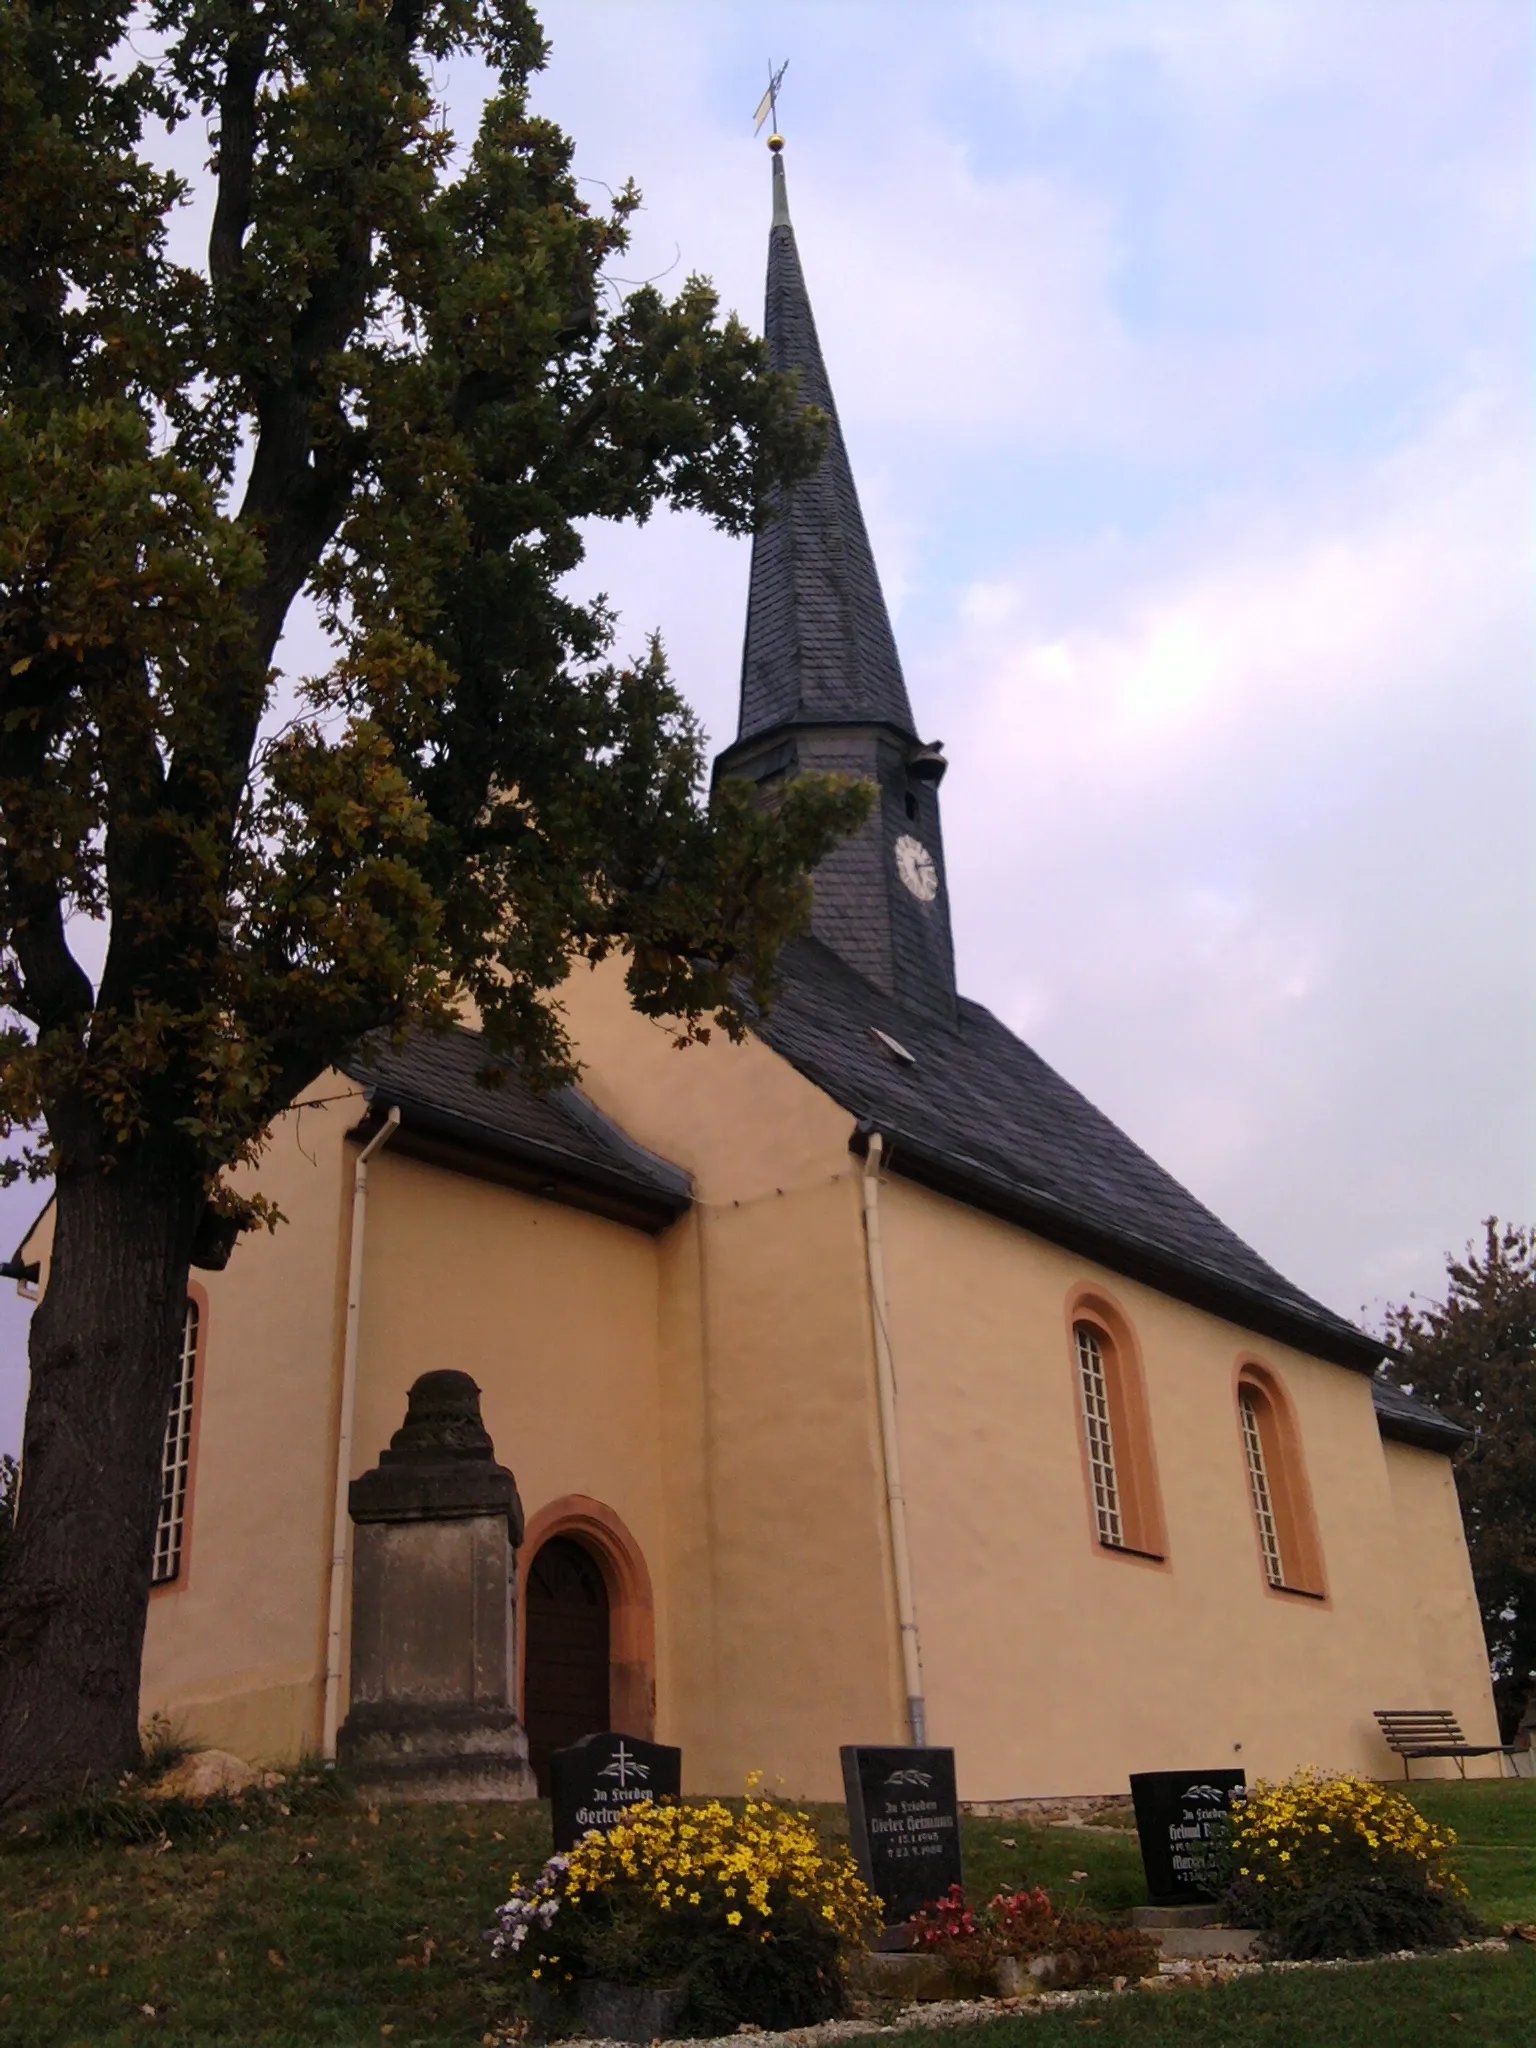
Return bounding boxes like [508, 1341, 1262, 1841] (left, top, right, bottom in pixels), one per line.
[509, 1936, 1512, 2048]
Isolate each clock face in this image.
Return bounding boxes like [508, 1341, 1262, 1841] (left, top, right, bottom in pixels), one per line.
[894, 833, 939, 902]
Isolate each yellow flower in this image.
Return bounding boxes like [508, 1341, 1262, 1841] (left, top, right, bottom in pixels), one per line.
[727, 1911, 742, 1926]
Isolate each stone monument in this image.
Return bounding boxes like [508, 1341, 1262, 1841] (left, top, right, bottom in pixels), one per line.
[337, 1370, 535, 1801]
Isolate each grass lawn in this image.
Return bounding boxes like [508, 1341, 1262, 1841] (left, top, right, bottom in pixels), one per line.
[0, 1777, 1530, 2047]
[1389, 1779, 1536, 1928]
[901, 1946, 1536, 2048]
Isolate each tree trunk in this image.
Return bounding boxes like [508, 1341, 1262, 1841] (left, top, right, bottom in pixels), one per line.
[0, 1148, 202, 1811]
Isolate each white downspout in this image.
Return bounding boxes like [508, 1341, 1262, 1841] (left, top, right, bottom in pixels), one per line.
[322, 1104, 401, 1758]
[861, 1133, 927, 1747]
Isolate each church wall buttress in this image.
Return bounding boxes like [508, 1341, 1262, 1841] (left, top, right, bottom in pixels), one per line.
[559, 957, 909, 1797]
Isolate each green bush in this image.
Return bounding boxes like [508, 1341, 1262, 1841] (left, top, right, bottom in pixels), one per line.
[1236, 1865, 1483, 1960]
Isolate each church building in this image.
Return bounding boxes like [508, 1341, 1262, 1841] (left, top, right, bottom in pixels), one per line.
[13, 146, 1498, 1802]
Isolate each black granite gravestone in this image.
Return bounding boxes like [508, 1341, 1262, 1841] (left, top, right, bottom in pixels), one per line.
[841, 1746, 963, 1928]
[1129, 1769, 1246, 1906]
[550, 1732, 682, 1852]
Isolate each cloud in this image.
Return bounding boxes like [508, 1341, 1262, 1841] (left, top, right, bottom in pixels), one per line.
[950, 372, 1529, 765]
[932, 366, 1535, 1316]
[539, 1, 1535, 1324]
[530, 0, 1531, 480]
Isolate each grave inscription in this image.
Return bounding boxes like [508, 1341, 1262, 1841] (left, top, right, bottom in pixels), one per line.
[1129, 1768, 1246, 1906]
[840, 1746, 963, 1928]
[550, 1732, 682, 1853]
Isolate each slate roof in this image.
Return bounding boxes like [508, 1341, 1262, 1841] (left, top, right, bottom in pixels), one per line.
[1369, 1376, 1471, 1453]
[341, 1028, 691, 1234]
[736, 150, 916, 744]
[758, 936, 1386, 1372]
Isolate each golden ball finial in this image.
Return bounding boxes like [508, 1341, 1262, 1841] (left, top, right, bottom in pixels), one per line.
[768, 132, 784, 153]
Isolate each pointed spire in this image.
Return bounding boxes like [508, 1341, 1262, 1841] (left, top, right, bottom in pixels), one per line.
[718, 142, 957, 1025]
[736, 145, 917, 744]
[771, 143, 792, 229]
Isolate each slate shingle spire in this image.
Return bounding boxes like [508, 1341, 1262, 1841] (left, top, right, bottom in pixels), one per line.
[737, 148, 916, 741]
[716, 142, 958, 1023]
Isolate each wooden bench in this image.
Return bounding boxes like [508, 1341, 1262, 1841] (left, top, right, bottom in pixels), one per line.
[1374, 1709, 1518, 1780]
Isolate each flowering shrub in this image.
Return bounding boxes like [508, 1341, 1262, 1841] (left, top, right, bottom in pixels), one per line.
[904, 1883, 1156, 1992]
[489, 1796, 879, 2033]
[989, 1884, 1062, 1952]
[907, 1882, 983, 1947]
[1221, 1769, 1480, 1959]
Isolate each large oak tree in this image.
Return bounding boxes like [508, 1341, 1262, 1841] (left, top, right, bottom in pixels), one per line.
[0, 0, 867, 1808]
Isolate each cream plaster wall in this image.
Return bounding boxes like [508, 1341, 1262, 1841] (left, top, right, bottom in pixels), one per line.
[1382, 1440, 1500, 1763]
[139, 1083, 677, 1766]
[557, 961, 907, 1798]
[874, 1174, 1500, 1797]
[346, 1146, 666, 1723]
[139, 1086, 360, 1761]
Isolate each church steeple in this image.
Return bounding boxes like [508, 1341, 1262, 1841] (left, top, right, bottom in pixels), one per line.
[736, 146, 916, 742]
[715, 141, 958, 1023]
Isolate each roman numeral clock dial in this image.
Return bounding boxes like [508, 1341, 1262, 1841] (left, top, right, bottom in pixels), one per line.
[894, 833, 939, 902]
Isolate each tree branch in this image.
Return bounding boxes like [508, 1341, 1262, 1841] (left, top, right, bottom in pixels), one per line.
[208, 5, 266, 290]
[8, 894, 94, 1037]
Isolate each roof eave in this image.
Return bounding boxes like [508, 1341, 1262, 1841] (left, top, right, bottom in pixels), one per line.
[854, 1121, 1383, 1374]
[351, 1095, 692, 1236]
[1370, 1378, 1472, 1454]
[1373, 1410, 1470, 1454]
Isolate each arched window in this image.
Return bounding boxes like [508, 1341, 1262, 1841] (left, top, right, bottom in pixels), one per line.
[1075, 1323, 1122, 1545]
[1235, 1367, 1325, 1597]
[152, 1297, 201, 1586]
[1070, 1306, 1166, 1560]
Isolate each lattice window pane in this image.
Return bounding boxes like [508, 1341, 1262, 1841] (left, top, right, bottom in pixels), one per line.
[152, 1300, 198, 1585]
[1240, 1387, 1285, 1587]
[1075, 1324, 1123, 1547]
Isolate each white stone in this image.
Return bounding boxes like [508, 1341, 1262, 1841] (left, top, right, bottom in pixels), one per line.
[151, 1749, 260, 1800]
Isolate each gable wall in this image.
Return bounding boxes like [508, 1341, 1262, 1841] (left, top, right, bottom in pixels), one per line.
[874, 1172, 1500, 1796]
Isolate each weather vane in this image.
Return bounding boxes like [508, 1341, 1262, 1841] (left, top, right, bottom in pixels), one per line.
[753, 59, 788, 148]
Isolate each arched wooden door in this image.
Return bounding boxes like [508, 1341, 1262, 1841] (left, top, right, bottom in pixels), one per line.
[523, 1534, 611, 1795]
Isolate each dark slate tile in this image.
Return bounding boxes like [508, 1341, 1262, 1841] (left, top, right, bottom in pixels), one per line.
[758, 937, 1381, 1367]
[342, 1028, 690, 1205]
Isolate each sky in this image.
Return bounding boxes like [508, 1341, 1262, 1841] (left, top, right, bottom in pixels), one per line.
[1, 0, 1533, 1450]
